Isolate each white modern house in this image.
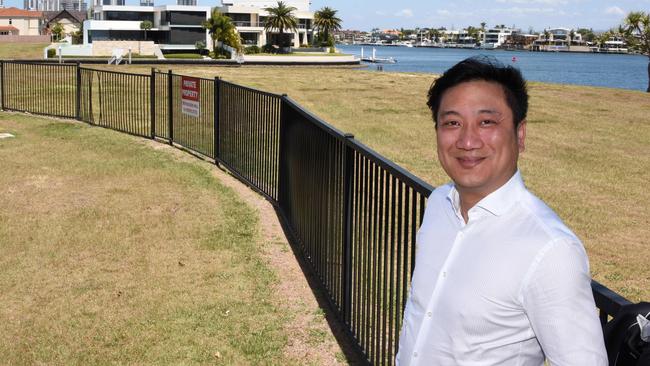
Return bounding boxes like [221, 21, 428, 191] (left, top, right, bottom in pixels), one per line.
[83, 4, 211, 51]
[219, 0, 313, 47]
[68, 0, 314, 56]
[481, 27, 516, 49]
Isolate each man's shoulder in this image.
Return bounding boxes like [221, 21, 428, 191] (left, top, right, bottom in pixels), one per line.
[515, 189, 580, 245]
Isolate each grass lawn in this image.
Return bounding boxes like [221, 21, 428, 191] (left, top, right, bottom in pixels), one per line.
[111, 64, 650, 303]
[0, 42, 49, 59]
[0, 112, 342, 364]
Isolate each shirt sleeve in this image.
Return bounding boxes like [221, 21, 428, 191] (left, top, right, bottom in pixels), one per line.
[521, 238, 608, 366]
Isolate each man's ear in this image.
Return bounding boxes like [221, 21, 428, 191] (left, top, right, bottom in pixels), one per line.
[517, 120, 526, 153]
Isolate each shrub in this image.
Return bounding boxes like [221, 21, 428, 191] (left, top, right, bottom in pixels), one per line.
[47, 48, 56, 58]
[244, 45, 260, 54]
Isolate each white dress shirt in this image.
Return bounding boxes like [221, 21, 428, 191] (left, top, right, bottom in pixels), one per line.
[397, 171, 608, 366]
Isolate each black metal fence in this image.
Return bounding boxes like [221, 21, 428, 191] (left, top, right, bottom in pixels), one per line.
[0, 60, 634, 365]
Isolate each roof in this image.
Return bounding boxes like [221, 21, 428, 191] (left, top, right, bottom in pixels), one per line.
[0, 7, 43, 18]
[42, 9, 86, 24]
[0, 25, 19, 31]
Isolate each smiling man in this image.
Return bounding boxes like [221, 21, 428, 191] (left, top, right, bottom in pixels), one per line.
[396, 57, 608, 365]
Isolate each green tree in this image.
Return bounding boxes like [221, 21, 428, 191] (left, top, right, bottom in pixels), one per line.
[568, 29, 575, 49]
[263, 1, 298, 48]
[577, 28, 595, 43]
[314, 6, 341, 47]
[72, 21, 83, 44]
[621, 11, 650, 92]
[202, 9, 241, 57]
[140, 20, 152, 41]
[51, 22, 64, 41]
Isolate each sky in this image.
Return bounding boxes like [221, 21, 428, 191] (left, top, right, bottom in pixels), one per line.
[308, 0, 649, 32]
[4, 0, 648, 32]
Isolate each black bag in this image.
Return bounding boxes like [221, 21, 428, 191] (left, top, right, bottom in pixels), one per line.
[604, 302, 650, 366]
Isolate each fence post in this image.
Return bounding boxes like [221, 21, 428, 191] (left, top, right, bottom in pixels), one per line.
[277, 94, 290, 208]
[167, 69, 173, 145]
[342, 133, 355, 325]
[75, 62, 81, 120]
[213, 76, 220, 166]
[150, 68, 155, 139]
[0, 60, 4, 111]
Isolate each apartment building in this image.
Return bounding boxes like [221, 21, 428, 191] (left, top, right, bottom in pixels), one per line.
[24, 0, 87, 12]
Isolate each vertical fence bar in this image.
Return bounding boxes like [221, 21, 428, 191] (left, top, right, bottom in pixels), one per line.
[150, 68, 156, 139]
[0, 61, 4, 111]
[75, 62, 81, 120]
[342, 133, 355, 326]
[167, 70, 173, 145]
[214, 76, 220, 166]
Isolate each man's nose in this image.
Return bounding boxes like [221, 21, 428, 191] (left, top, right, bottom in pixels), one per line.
[456, 124, 483, 150]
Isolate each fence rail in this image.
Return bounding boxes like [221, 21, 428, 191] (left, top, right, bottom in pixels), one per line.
[0, 60, 635, 365]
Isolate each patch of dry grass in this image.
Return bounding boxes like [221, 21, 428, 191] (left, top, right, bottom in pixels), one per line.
[0, 42, 49, 60]
[113, 64, 649, 302]
[0, 113, 303, 364]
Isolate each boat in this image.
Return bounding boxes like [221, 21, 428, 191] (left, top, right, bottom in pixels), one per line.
[360, 47, 397, 64]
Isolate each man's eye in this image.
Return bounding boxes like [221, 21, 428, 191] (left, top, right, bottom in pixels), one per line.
[442, 121, 460, 127]
[480, 120, 496, 126]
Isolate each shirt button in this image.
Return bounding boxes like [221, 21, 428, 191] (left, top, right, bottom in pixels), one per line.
[427, 311, 432, 317]
[442, 271, 447, 278]
[413, 351, 418, 358]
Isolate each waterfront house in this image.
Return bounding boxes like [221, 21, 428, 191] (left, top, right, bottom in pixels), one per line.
[81, 3, 210, 56]
[481, 26, 516, 49]
[76, 0, 315, 56]
[533, 27, 584, 51]
[219, 0, 314, 47]
[43, 9, 86, 37]
[0, 7, 42, 35]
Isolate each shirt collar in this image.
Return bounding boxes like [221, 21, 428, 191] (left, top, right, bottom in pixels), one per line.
[446, 170, 525, 221]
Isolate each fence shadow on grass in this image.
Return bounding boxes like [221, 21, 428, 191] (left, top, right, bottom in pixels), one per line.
[0, 60, 637, 366]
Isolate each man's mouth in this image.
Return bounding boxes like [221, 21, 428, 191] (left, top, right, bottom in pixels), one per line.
[456, 157, 485, 168]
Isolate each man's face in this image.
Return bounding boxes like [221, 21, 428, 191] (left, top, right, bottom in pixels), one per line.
[436, 80, 526, 200]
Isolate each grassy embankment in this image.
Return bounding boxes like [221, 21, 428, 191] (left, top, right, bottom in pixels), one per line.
[0, 113, 340, 364]
[0, 42, 49, 59]
[114, 64, 649, 303]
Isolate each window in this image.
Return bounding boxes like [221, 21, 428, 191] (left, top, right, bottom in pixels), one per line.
[9, 19, 12, 25]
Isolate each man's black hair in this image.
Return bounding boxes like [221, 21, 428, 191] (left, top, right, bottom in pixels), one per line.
[427, 56, 528, 127]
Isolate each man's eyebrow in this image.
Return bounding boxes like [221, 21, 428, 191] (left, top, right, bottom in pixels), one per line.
[477, 109, 502, 115]
[439, 110, 461, 117]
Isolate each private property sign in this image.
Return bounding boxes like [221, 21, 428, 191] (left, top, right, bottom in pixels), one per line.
[181, 76, 200, 117]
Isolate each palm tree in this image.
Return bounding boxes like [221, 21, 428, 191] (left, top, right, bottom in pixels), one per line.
[140, 20, 152, 41]
[263, 1, 298, 49]
[543, 29, 551, 50]
[568, 29, 575, 49]
[202, 9, 241, 57]
[314, 6, 342, 47]
[621, 11, 650, 92]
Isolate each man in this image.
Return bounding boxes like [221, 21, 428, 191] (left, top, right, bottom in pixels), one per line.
[397, 57, 608, 365]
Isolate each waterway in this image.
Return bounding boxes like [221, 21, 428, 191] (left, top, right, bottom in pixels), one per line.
[337, 44, 649, 92]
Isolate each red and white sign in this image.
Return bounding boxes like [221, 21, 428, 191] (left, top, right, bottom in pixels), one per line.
[181, 76, 200, 117]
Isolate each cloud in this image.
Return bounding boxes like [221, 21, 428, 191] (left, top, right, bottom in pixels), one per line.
[604, 6, 625, 15]
[436, 10, 451, 16]
[395, 8, 414, 17]
[375, 10, 386, 16]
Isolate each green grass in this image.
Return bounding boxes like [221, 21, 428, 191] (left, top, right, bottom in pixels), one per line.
[0, 113, 301, 364]
[164, 53, 204, 59]
[0, 42, 49, 59]
[115, 65, 649, 303]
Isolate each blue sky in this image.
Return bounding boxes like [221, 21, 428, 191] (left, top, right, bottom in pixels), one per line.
[309, 0, 649, 32]
[5, 0, 647, 32]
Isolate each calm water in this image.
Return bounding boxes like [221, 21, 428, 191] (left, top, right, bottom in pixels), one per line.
[338, 44, 649, 91]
